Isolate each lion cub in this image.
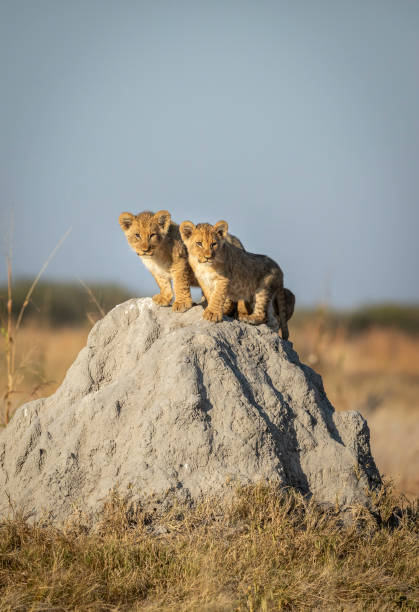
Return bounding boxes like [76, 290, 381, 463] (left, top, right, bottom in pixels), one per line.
[180, 220, 290, 340]
[119, 210, 195, 312]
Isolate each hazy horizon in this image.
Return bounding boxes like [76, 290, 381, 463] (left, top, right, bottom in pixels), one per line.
[1, 1, 418, 307]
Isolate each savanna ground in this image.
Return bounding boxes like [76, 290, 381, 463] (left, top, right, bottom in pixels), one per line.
[0, 296, 418, 610]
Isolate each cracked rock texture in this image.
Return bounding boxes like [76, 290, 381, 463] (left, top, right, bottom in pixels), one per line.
[0, 298, 381, 524]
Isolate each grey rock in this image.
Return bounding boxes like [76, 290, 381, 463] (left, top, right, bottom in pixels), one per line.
[0, 298, 381, 525]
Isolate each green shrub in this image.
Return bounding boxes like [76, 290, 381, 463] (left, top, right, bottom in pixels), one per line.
[0, 280, 136, 326]
[348, 303, 419, 334]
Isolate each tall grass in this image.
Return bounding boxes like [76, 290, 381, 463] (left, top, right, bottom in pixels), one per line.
[3, 259, 12, 425]
[0, 229, 71, 425]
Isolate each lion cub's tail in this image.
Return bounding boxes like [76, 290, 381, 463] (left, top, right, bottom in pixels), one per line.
[273, 287, 294, 340]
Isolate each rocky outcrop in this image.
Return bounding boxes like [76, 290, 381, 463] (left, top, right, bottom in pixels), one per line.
[0, 298, 381, 524]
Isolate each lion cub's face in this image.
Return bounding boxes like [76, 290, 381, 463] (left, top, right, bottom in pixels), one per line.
[180, 221, 228, 264]
[119, 210, 171, 257]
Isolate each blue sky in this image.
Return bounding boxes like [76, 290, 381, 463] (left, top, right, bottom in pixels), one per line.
[1, 0, 418, 307]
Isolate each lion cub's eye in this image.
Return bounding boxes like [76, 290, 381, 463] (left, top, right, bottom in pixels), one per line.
[135, 233, 141, 239]
[210, 242, 217, 247]
[150, 233, 158, 238]
[196, 241, 203, 247]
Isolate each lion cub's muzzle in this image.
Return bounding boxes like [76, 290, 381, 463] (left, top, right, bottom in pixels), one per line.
[140, 247, 153, 256]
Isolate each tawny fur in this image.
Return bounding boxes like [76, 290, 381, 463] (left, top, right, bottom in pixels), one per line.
[180, 220, 291, 340]
[119, 210, 195, 312]
[119, 210, 247, 314]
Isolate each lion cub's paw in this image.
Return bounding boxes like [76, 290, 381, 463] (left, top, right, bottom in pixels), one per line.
[239, 313, 266, 325]
[203, 307, 223, 323]
[172, 299, 193, 313]
[152, 294, 172, 307]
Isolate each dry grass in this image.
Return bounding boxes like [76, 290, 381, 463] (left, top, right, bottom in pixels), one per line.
[0, 484, 418, 611]
[1, 229, 72, 425]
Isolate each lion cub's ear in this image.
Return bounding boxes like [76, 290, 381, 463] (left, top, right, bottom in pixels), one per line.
[180, 221, 195, 242]
[214, 220, 228, 239]
[119, 212, 134, 231]
[154, 210, 171, 234]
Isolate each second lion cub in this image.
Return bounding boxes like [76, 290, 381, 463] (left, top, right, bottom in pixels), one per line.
[180, 220, 290, 340]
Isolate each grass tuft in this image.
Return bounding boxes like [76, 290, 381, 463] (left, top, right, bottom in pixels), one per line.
[0, 484, 417, 610]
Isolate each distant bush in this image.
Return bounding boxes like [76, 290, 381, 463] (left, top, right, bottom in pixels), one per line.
[291, 303, 419, 335]
[0, 279, 136, 326]
[347, 303, 419, 334]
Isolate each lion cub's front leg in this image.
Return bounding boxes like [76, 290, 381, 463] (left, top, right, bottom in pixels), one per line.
[152, 274, 173, 307]
[171, 259, 193, 313]
[222, 298, 236, 316]
[203, 277, 229, 323]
